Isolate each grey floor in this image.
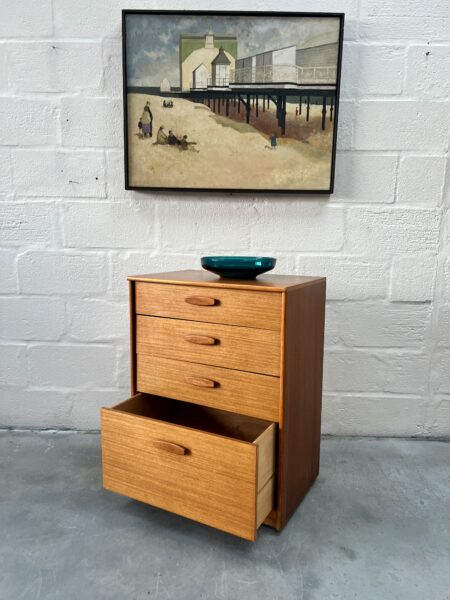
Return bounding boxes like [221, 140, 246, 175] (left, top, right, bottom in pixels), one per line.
[1, 433, 449, 600]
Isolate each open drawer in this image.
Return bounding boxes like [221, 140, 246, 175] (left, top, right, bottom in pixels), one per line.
[101, 393, 276, 541]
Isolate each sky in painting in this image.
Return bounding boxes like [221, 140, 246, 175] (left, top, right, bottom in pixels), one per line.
[126, 14, 340, 87]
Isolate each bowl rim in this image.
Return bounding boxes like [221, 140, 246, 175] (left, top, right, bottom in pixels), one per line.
[201, 256, 276, 262]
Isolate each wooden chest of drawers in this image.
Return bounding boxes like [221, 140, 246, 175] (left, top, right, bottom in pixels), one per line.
[101, 270, 326, 541]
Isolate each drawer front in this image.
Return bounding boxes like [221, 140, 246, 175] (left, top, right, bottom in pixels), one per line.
[135, 282, 282, 331]
[101, 396, 275, 541]
[137, 355, 280, 422]
[136, 315, 281, 376]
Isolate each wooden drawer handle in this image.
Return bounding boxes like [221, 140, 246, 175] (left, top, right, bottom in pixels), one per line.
[185, 334, 217, 345]
[185, 376, 217, 388]
[153, 440, 187, 455]
[185, 295, 217, 306]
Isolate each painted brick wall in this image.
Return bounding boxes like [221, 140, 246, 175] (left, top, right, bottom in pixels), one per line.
[0, 0, 449, 435]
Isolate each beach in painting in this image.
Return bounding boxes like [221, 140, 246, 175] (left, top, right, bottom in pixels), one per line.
[127, 93, 333, 190]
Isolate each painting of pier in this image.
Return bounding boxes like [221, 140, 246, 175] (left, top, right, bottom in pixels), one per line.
[123, 11, 344, 193]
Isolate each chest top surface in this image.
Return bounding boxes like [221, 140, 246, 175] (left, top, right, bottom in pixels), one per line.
[127, 270, 324, 292]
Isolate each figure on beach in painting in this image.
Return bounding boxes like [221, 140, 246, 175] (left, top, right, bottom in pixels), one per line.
[265, 133, 277, 150]
[139, 101, 153, 138]
[154, 127, 197, 151]
[179, 135, 199, 152]
[168, 130, 180, 145]
[155, 125, 168, 145]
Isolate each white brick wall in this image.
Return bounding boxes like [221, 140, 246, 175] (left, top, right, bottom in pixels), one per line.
[0, 297, 66, 341]
[346, 208, 441, 256]
[324, 349, 429, 394]
[0, 0, 53, 37]
[0, 0, 449, 435]
[0, 46, 8, 94]
[28, 344, 117, 388]
[61, 98, 122, 148]
[0, 249, 18, 293]
[11, 149, 106, 197]
[18, 251, 108, 295]
[396, 156, 446, 206]
[406, 46, 450, 100]
[342, 44, 405, 97]
[390, 255, 437, 301]
[67, 298, 128, 342]
[353, 102, 450, 151]
[0, 345, 27, 386]
[63, 201, 156, 249]
[251, 202, 345, 251]
[0, 97, 58, 145]
[1, 202, 57, 246]
[8, 42, 104, 94]
[358, 17, 450, 43]
[336, 303, 431, 347]
[334, 153, 397, 202]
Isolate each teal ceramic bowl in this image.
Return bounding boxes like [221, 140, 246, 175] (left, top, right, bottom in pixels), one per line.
[201, 256, 276, 279]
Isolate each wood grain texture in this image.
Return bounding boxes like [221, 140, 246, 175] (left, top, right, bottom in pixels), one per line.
[256, 476, 275, 528]
[101, 393, 275, 541]
[137, 354, 280, 422]
[129, 280, 137, 395]
[136, 315, 281, 376]
[276, 280, 326, 529]
[135, 281, 282, 330]
[129, 270, 324, 293]
[255, 423, 276, 491]
[103, 271, 326, 539]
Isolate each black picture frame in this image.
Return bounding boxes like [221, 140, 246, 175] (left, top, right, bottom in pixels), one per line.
[122, 10, 345, 194]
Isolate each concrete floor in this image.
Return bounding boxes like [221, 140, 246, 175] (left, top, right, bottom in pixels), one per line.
[0, 433, 449, 600]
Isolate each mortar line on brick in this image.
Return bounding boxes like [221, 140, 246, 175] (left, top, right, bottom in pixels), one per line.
[325, 345, 428, 355]
[355, 98, 450, 105]
[337, 149, 448, 157]
[393, 154, 401, 203]
[3, 38, 108, 44]
[323, 394, 428, 403]
[54, 199, 64, 248]
[7, 145, 107, 153]
[25, 341, 116, 348]
[26, 385, 124, 392]
[424, 150, 450, 433]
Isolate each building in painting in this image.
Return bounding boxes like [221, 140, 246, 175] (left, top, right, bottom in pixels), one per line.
[211, 48, 232, 87]
[160, 78, 171, 92]
[179, 30, 338, 90]
[233, 36, 339, 86]
[179, 32, 237, 91]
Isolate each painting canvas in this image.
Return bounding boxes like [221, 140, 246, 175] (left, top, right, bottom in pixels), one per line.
[123, 11, 344, 193]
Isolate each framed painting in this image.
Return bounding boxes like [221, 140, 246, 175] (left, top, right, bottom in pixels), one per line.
[122, 10, 344, 193]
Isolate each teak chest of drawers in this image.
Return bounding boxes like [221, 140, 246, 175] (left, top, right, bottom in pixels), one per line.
[101, 270, 326, 541]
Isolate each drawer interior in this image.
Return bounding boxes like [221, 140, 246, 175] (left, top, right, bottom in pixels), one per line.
[112, 393, 273, 444]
